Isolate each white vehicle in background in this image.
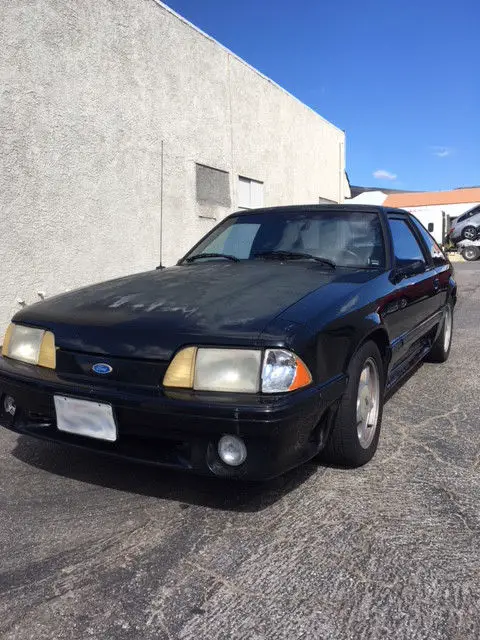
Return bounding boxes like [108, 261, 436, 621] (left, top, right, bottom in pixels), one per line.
[404, 206, 447, 245]
[346, 190, 476, 249]
[409, 206, 480, 260]
[447, 206, 480, 244]
[456, 239, 480, 261]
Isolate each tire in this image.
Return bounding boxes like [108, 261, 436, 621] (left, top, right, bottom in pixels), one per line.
[462, 225, 477, 241]
[426, 303, 453, 363]
[462, 246, 480, 261]
[323, 341, 385, 467]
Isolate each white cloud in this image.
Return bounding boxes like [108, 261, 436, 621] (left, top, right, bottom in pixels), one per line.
[432, 146, 453, 158]
[373, 169, 397, 181]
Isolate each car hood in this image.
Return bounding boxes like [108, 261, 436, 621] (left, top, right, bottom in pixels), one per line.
[14, 262, 369, 359]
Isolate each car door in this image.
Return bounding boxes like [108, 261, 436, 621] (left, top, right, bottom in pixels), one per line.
[454, 207, 480, 241]
[410, 214, 450, 314]
[472, 211, 480, 238]
[384, 214, 440, 368]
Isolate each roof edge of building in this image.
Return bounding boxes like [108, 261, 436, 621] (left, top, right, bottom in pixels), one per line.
[384, 187, 480, 208]
[151, 0, 344, 136]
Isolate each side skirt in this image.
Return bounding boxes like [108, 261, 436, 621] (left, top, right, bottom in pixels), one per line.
[385, 339, 432, 396]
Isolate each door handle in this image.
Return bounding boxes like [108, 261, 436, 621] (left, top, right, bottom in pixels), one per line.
[433, 277, 440, 291]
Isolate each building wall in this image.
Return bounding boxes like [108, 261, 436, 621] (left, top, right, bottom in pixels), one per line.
[346, 191, 387, 206]
[0, 0, 346, 335]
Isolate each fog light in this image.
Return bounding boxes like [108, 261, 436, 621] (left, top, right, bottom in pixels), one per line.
[3, 395, 16, 416]
[218, 435, 247, 467]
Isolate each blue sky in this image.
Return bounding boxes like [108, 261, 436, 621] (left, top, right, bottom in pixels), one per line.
[163, 0, 479, 192]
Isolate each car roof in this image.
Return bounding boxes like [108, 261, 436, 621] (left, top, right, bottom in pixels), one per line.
[229, 204, 411, 218]
[458, 204, 480, 218]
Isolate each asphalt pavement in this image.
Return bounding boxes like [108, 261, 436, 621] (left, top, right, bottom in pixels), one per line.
[0, 262, 479, 640]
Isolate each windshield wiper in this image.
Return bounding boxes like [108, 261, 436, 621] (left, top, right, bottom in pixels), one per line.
[253, 251, 335, 269]
[185, 252, 240, 263]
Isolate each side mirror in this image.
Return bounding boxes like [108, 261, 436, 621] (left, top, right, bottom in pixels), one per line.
[390, 260, 425, 283]
[403, 259, 425, 277]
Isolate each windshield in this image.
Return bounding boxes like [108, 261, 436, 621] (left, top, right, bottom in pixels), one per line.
[183, 210, 385, 269]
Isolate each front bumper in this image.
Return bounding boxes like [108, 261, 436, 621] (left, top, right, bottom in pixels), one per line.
[0, 356, 346, 480]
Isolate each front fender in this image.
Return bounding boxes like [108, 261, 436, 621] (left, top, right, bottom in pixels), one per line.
[344, 312, 391, 373]
[313, 309, 391, 384]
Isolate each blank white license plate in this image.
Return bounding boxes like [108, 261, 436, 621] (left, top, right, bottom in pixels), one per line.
[54, 396, 117, 442]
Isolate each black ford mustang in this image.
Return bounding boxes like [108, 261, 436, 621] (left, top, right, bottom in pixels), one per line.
[0, 205, 456, 480]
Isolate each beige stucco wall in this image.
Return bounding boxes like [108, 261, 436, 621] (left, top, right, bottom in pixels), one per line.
[0, 0, 345, 335]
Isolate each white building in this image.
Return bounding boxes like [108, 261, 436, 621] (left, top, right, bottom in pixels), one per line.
[0, 0, 348, 335]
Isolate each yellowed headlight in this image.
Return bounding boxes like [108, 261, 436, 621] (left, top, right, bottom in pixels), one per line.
[1, 323, 56, 369]
[38, 331, 56, 369]
[163, 346, 197, 388]
[1, 324, 14, 358]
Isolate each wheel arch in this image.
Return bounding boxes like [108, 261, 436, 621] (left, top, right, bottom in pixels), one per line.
[344, 314, 392, 380]
[448, 276, 457, 306]
[462, 224, 478, 240]
[461, 245, 480, 261]
[356, 327, 391, 376]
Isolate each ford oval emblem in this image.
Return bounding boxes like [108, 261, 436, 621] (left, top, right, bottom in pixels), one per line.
[92, 363, 113, 375]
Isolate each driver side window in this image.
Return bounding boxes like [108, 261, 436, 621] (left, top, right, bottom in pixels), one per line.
[389, 218, 426, 269]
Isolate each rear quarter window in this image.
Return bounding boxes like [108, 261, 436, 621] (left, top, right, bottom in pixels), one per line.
[389, 218, 425, 267]
[410, 216, 447, 266]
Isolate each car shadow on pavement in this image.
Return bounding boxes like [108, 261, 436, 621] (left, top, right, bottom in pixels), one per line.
[11, 435, 319, 513]
[9, 361, 425, 512]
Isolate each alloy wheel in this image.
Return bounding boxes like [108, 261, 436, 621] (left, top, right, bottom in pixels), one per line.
[356, 357, 381, 449]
